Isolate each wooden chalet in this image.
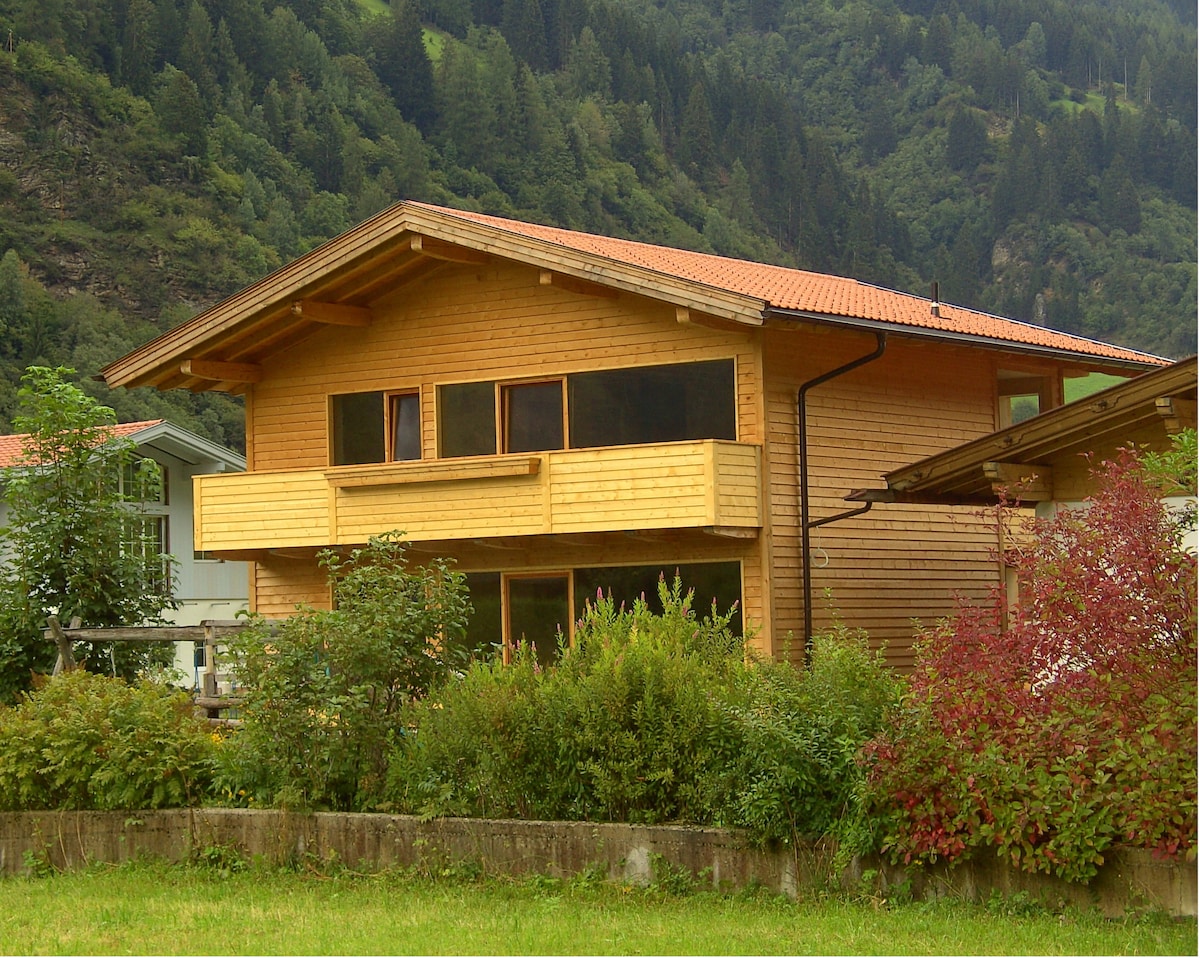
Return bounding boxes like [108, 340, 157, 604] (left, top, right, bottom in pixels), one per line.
[99, 201, 1165, 668]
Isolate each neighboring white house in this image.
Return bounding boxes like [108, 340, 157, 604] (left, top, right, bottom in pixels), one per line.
[0, 419, 249, 685]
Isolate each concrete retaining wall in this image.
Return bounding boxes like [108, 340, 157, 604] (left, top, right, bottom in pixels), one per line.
[0, 810, 1193, 918]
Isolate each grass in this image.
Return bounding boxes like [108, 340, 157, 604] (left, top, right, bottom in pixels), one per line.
[0, 861, 1194, 956]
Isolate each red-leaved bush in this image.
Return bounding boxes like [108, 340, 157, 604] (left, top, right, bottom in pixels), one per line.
[861, 449, 1197, 882]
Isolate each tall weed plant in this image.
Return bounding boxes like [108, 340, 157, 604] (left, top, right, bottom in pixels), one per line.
[386, 578, 900, 845]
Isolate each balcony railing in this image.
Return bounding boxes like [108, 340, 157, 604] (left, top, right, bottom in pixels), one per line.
[194, 440, 761, 553]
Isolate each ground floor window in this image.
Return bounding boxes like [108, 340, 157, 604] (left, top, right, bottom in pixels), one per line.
[460, 561, 742, 666]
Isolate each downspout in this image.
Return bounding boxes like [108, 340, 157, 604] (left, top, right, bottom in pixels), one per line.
[798, 331, 887, 660]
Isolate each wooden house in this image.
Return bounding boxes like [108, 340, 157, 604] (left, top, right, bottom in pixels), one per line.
[99, 202, 1164, 668]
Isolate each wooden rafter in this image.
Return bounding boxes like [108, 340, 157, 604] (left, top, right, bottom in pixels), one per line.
[409, 234, 490, 264]
[180, 359, 263, 383]
[539, 269, 618, 299]
[291, 300, 373, 327]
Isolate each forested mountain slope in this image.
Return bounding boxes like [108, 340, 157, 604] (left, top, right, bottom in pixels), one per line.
[0, 0, 1194, 447]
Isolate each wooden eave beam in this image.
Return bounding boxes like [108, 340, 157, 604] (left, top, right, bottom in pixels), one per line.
[291, 299, 372, 327]
[539, 269, 618, 299]
[1156, 396, 1198, 434]
[409, 234, 491, 264]
[180, 359, 263, 383]
[982, 461, 1054, 501]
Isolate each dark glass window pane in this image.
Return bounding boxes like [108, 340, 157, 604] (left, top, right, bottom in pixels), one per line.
[574, 561, 742, 635]
[331, 391, 385, 465]
[568, 360, 735, 448]
[439, 382, 496, 457]
[508, 575, 569, 668]
[391, 393, 421, 461]
[457, 572, 502, 661]
[505, 381, 564, 452]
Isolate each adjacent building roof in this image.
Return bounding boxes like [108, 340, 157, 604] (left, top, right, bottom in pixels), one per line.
[100, 201, 1166, 394]
[854, 356, 1198, 505]
[0, 419, 245, 471]
[0, 420, 164, 468]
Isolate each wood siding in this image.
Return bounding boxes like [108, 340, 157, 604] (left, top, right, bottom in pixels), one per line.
[249, 261, 759, 472]
[762, 328, 1002, 670]
[195, 440, 761, 549]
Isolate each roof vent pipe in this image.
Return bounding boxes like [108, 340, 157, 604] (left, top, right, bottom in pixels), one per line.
[797, 332, 888, 664]
[930, 281, 940, 317]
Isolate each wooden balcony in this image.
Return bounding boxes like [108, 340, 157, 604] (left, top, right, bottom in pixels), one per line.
[194, 440, 762, 554]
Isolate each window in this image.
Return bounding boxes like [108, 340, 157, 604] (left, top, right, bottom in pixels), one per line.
[437, 360, 737, 458]
[332, 391, 385, 464]
[574, 561, 743, 635]
[568, 360, 735, 448]
[390, 392, 421, 461]
[506, 573, 571, 669]
[457, 572, 503, 661]
[331, 390, 422, 465]
[504, 380, 564, 452]
[121, 460, 166, 504]
[458, 562, 743, 669]
[124, 513, 171, 596]
[438, 381, 496, 457]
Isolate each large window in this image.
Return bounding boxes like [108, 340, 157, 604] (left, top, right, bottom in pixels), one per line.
[438, 359, 736, 458]
[506, 573, 571, 668]
[504, 381, 564, 453]
[574, 561, 743, 635]
[438, 381, 496, 458]
[568, 360, 736, 448]
[331, 390, 421, 465]
[460, 561, 742, 667]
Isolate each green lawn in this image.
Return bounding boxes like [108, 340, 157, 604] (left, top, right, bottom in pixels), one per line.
[0, 863, 1193, 955]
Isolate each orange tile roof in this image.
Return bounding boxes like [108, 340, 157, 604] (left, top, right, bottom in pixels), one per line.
[0, 420, 164, 468]
[413, 203, 1162, 365]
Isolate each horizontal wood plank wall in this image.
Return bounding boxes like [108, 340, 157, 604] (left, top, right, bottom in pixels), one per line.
[250, 262, 758, 472]
[763, 328, 1000, 671]
[252, 551, 330, 617]
[243, 260, 762, 629]
[1050, 419, 1173, 501]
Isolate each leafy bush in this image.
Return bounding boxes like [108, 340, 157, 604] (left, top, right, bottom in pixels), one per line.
[860, 450, 1197, 882]
[0, 670, 216, 810]
[219, 533, 471, 811]
[385, 578, 900, 845]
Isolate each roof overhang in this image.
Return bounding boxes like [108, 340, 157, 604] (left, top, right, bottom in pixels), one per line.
[100, 202, 767, 394]
[768, 309, 1168, 372]
[130, 420, 246, 471]
[850, 356, 1197, 505]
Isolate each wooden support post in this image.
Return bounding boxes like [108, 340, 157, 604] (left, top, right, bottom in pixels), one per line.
[47, 614, 77, 674]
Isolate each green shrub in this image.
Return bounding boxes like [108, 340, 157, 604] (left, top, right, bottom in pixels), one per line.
[0, 670, 216, 810]
[218, 533, 471, 811]
[385, 578, 900, 845]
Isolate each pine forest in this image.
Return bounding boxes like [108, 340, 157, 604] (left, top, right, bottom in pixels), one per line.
[0, 0, 1195, 451]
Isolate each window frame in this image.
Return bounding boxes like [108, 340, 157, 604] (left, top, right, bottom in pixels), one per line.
[500, 570, 574, 666]
[500, 377, 567, 453]
[329, 387, 424, 465]
[387, 388, 423, 462]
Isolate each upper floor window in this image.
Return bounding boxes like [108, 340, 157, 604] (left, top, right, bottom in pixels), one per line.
[331, 389, 420, 465]
[437, 359, 736, 457]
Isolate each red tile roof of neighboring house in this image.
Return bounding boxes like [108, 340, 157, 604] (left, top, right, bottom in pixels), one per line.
[0, 420, 164, 468]
[411, 203, 1162, 365]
